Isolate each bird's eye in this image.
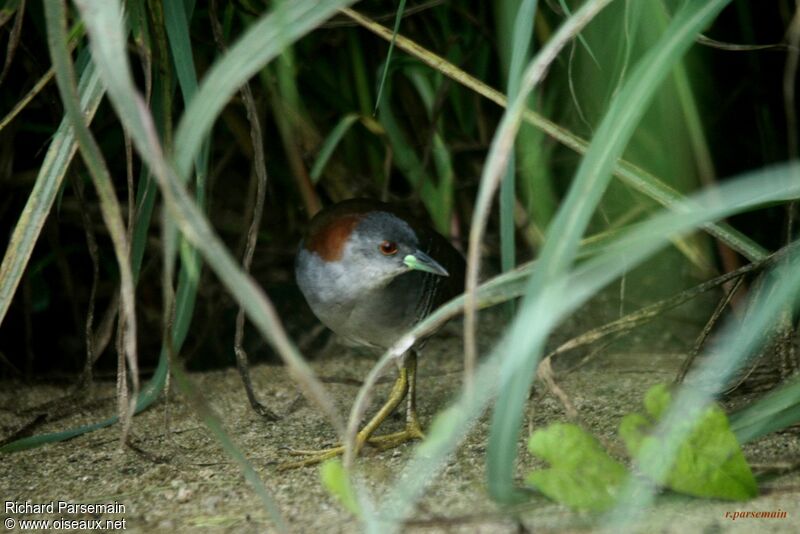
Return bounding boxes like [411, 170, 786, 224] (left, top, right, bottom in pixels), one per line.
[379, 241, 398, 255]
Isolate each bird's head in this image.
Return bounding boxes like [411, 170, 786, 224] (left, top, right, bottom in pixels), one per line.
[301, 200, 449, 291]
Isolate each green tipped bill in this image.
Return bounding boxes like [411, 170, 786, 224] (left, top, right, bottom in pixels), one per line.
[404, 250, 449, 276]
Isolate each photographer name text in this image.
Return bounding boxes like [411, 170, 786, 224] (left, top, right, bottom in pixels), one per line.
[5, 500, 126, 515]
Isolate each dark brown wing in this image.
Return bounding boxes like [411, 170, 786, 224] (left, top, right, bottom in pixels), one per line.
[417, 225, 465, 310]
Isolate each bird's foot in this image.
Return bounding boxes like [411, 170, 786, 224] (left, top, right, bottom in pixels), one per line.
[277, 423, 425, 470]
[277, 445, 348, 470]
[250, 401, 281, 421]
[359, 421, 424, 451]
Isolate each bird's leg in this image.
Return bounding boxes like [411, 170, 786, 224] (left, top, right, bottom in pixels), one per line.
[277, 365, 409, 469]
[363, 350, 425, 451]
[405, 349, 424, 435]
[235, 345, 280, 420]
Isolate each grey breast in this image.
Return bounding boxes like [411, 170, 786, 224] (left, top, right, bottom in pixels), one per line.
[345, 269, 437, 348]
[296, 238, 445, 350]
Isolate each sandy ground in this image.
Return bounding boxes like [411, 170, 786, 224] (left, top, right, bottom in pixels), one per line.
[1, 317, 799, 533]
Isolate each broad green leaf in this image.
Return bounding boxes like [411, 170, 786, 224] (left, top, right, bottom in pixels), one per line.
[525, 423, 627, 511]
[620, 384, 757, 501]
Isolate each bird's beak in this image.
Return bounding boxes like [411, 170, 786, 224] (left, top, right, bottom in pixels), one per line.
[403, 250, 449, 277]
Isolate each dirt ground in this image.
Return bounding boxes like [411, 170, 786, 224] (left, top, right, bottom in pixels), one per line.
[2, 314, 799, 534]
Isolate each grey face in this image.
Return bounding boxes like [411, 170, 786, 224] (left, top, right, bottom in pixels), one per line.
[345, 212, 449, 286]
[344, 212, 418, 282]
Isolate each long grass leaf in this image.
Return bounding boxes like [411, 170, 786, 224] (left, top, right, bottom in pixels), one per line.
[310, 113, 361, 183]
[170, 363, 288, 532]
[0, 55, 103, 326]
[730, 376, 800, 442]
[373, 0, 407, 114]
[173, 0, 356, 182]
[340, 7, 768, 262]
[464, 0, 614, 413]
[500, 0, 538, 276]
[163, 1, 198, 107]
[163, 0, 210, 198]
[558, 0, 600, 66]
[485, 0, 734, 502]
[369, 161, 799, 531]
[45, 0, 139, 441]
[162, 0, 209, 398]
[0, 6, 166, 454]
[377, 70, 449, 232]
[74, 0, 346, 436]
[404, 67, 454, 230]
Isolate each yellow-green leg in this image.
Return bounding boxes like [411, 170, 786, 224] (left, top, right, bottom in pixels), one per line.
[278, 352, 425, 469]
[365, 351, 424, 450]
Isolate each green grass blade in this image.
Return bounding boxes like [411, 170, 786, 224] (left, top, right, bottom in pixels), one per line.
[377, 69, 449, 233]
[40, 0, 349, 522]
[496, 1, 555, 235]
[404, 67, 454, 230]
[162, 0, 208, 374]
[373, 0, 407, 114]
[173, 0, 357, 183]
[342, 7, 768, 261]
[74, 0, 346, 437]
[45, 0, 140, 435]
[612, 157, 765, 260]
[310, 113, 361, 183]
[163, 0, 198, 106]
[369, 161, 799, 531]
[464, 0, 616, 476]
[349, 31, 373, 115]
[0, 9, 169, 454]
[486, 0, 733, 502]
[130, 169, 158, 280]
[8, 0, 190, 455]
[170, 363, 289, 532]
[127, 0, 151, 57]
[730, 376, 800, 442]
[0, 51, 103, 327]
[558, 0, 600, 67]
[0, 355, 168, 453]
[164, 0, 209, 194]
[500, 0, 538, 275]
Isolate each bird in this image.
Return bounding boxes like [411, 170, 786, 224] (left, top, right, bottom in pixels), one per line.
[287, 198, 465, 468]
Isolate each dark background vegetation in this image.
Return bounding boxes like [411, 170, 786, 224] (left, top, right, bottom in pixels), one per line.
[0, 0, 797, 380]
